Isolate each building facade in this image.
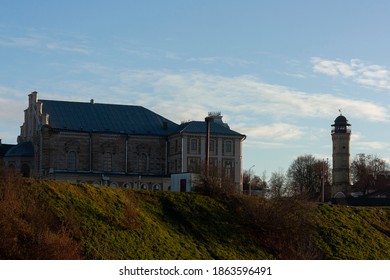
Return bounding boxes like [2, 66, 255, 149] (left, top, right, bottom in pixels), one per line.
[4, 92, 245, 191]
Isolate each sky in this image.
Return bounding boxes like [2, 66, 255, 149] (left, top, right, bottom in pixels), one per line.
[2, 0, 390, 177]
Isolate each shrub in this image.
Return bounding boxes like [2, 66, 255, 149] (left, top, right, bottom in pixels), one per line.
[228, 195, 323, 259]
[0, 168, 81, 259]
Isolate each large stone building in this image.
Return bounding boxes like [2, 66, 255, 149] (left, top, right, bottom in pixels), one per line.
[3, 91, 245, 191]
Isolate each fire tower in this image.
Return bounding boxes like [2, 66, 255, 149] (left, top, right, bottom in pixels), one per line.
[331, 112, 351, 197]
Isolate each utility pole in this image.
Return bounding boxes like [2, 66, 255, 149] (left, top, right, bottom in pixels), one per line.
[205, 115, 213, 177]
[249, 165, 255, 195]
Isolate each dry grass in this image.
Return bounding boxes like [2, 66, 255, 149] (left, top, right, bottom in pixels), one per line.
[0, 168, 81, 259]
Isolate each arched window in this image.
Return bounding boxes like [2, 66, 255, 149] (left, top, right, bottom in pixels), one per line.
[103, 152, 112, 172]
[67, 151, 77, 171]
[123, 182, 133, 189]
[138, 153, 148, 173]
[153, 184, 161, 191]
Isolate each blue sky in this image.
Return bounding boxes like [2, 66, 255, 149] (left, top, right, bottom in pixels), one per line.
[2, 0, 390, 177]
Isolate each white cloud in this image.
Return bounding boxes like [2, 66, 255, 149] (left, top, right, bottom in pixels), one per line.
[311, 57, 356, 77]
[311, 57, 390, 90]
[21, 68, 390, 148]
[354, 141, 390, 150]
[89, 69, 390, 125]
[0, 87, 26, 143]
[239, 123, 304, 141]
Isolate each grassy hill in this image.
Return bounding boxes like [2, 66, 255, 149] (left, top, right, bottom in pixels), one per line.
[1, 169, 390, 260]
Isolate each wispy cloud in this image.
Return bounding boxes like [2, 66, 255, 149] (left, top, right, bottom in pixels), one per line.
[0, 87, 27, 143]
[113, 70, 390, 123]
[0, 35, 39, 48]
[239, 123, 304, 141]
[354, 141, 390, 150]
[311, 57, 390, 91]
[19, 68, 390, 147]
[187, 56, 254, 66]
[0, 28, 90, 54]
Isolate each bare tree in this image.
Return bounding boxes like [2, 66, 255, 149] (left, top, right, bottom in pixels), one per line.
[350, 154, 388, 195]
[351, 154, 387, 183]
[268, 169, 286, 198]
[286, 155, 330, 199]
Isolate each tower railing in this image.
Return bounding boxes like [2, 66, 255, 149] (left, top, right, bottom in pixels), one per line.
[331, 128, 351, 134]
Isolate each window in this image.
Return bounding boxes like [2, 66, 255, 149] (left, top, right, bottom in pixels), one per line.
[138, 153, 148, 173]
[103, 152, 112, 172]
[224, 140, 233, 155]
[209, 139, 216, 155]
[123, 182, 133, 189]
[224, 160, 233, 178]
[190, 138, 198, 154]
[67, 151, 77, 171]
[188, 157, 200, 172]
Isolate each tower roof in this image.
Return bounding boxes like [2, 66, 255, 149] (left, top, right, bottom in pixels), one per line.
[332, 114, 351, 127]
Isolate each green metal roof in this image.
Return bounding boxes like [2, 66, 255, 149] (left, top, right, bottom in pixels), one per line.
[40, 99, 179, 136]
[0, 143, 15, 157]
[38, 99, 244, 138]
[5, 141, 34, 157]
[177, 121, 245, 138]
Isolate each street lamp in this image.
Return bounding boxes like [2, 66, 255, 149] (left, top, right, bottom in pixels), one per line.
[249, 165, 255, 196]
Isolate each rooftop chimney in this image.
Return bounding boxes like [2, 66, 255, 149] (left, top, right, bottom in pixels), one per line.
[90, 99, 94, 104]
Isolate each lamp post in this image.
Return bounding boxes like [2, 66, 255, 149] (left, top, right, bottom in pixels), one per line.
[249, 165, 255, 196]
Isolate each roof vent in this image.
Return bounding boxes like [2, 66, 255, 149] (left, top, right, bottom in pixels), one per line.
[90, 99, 94, 104]
[162, 121, 168, 130]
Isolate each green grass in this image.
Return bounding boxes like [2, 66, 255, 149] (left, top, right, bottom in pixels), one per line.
[315, 204, 390, 259]
[1, 174, 390, 259]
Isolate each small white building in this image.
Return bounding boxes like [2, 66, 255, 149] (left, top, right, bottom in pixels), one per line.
[170, 173, 199, 192]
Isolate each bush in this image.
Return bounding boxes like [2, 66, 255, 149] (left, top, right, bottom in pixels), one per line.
[228, 195, 322, 259]
[193, 174, 238, 197]
[0, 168, 81, 259]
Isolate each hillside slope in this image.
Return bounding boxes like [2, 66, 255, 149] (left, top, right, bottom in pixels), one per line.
[1, 171, 390, 259]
